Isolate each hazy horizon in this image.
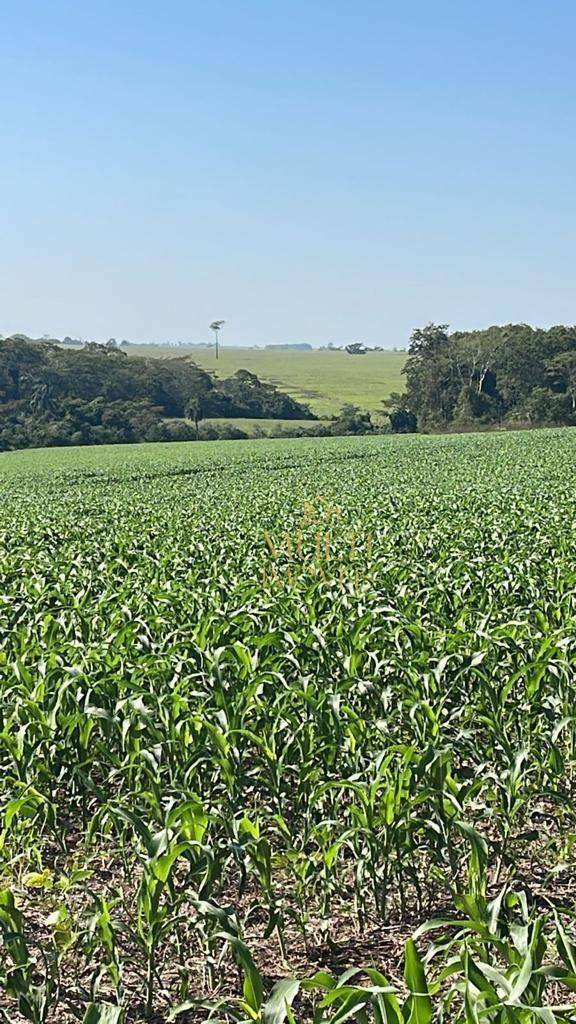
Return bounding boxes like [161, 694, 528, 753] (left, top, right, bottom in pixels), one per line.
[3, 320, 576, 352]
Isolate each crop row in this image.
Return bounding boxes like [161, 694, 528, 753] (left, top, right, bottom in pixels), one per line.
[0, 431, 575, 1020]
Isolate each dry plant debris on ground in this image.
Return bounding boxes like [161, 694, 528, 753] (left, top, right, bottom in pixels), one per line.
[2, 430, 576, 1021]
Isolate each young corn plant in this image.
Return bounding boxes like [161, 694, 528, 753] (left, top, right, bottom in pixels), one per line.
[168, 931, 300, 1024]
[417, 889, 576, 1024]
[83, 893, 124, 1007]
[103, 808, 197, 1019]
[0, 888, 74, 1024]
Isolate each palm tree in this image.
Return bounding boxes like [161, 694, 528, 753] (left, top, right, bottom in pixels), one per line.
[210, 321, 226, 360]
[187, 396, 202, 439]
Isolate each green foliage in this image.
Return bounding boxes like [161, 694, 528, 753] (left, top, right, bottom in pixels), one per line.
[0, 337, 314, 451]
[392, 321, 576, 430]
[0, 429, 576, 1017]
[82, 1005, 124, 1024]
[168, 894, 576, 1023]
[0, 887, 73, 1022]
[329, 403, 374, 435]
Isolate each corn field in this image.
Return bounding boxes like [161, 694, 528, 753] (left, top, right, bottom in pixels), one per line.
[2, 431, 576, 1023]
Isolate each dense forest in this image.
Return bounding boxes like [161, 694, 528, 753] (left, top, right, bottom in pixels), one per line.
[0, 337, 314, 450]
[387, 323, 576, 432]
[3, 324, 575, 450]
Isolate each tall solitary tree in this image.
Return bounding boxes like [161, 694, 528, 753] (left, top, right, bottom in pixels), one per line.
[210, 320, 226, 360]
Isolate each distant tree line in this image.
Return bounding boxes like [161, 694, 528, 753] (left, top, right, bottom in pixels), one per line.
[264, 343, 313, 350]
[196, 405, 374, 441]
[319, 342, 388, 353]
[1, 332, 401, 353]
[385, 323, 576, 432]
[0, 338, 314, 451]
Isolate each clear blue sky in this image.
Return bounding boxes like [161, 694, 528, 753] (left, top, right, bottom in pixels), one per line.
[2, 0, 575, 347]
